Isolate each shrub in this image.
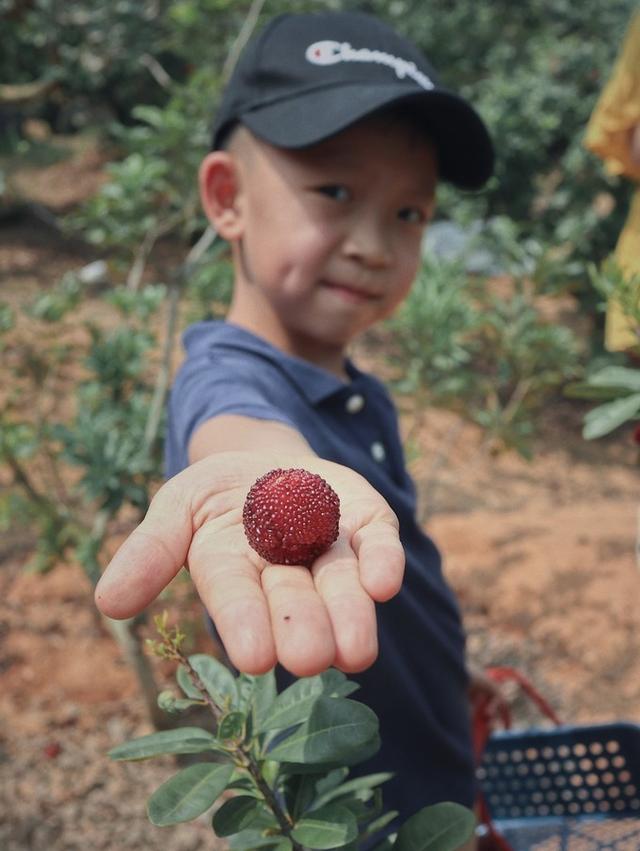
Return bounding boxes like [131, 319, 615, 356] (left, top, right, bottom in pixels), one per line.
[386, 256, 581, 458]
[109, 615, 476, 851]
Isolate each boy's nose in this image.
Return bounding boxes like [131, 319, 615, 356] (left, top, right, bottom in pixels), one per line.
[342, 216, 392, 269]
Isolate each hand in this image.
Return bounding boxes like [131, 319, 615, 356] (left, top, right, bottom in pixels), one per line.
[95, 451, 405, 678]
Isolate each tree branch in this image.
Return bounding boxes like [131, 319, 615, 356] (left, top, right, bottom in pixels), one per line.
[222, 0, 268, 83]
[142, 227, 218, 456]
[140, 53, 173, 90]
[178, 648, 302, 850]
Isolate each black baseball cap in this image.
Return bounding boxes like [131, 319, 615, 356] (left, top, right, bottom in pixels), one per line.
[211, 11, 494, 191]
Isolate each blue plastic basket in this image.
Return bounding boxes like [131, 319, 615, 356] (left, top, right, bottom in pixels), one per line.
[477, 722, 640, 850]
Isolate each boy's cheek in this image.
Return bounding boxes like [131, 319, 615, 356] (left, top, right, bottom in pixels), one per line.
[386, 270, 420, 316]
[399, 252, 422, 291]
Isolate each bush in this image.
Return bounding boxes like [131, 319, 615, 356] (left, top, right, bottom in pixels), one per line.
[386, 256, 581, 458]
[0, 275, 165, 577]
[108, 615, 476, 850]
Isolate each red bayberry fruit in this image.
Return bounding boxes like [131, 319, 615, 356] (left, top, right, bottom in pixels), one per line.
[633, 423, 640, 446]
[242, 468, 340, 567]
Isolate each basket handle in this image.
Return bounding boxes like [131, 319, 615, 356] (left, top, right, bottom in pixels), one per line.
[484, 666, 561, 726]
[473, 666, 561, 760]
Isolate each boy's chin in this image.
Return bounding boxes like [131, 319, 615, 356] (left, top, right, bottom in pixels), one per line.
[288, 323, 361, 357]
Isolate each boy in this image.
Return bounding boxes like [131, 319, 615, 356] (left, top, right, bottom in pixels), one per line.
[95, 10, 496, 843]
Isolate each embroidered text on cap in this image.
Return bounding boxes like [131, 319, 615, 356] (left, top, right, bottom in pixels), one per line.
[305, 40, 434, 91]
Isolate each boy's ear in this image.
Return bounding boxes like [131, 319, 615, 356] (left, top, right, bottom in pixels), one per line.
[199, 152, 244, 240]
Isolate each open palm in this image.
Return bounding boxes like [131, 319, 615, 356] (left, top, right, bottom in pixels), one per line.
[95, 451, 404, 677]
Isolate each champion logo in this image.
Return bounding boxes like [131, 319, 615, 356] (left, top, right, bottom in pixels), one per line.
[305, 40, 434, 91]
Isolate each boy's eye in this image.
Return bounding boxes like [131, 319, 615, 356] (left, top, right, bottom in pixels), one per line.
[316, 185, 350, 202]
[398, 207, 426, 225]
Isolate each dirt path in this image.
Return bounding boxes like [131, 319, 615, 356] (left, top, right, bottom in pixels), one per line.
[421, 409, 640, 725]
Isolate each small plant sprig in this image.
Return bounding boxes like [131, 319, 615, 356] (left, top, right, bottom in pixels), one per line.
[146, 611, 189, 661]
[112, 614, 475, 850]
[566, 260, 640, 441]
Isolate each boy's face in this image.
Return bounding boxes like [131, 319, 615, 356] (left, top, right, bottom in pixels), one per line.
[205, 114, 437, 368]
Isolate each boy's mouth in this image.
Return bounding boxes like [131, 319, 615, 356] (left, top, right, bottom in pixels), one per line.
[321, 280, 381, 304]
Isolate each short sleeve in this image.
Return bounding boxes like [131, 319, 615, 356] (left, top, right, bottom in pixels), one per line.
[584, 11, 640, 180]
[164, 350, 296, 476]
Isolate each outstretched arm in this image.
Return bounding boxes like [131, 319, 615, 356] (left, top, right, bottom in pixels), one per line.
[95, 417, 405, 678]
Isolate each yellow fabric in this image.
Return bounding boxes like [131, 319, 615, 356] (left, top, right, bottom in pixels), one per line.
[584, 9, 640, 351]
[606, 190, 640, 350]
[585, 10, 640, 180]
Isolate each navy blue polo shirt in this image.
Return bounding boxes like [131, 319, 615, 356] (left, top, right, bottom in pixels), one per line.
[165, 320, 474, 823]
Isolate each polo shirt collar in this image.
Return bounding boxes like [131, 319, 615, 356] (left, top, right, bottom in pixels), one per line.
[198, 321, 363, 405]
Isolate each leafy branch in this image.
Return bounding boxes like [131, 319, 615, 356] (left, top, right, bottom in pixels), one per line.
[111, 615, 476, 851]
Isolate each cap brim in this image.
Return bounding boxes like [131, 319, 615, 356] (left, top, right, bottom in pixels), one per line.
[240, 84, 494, 190]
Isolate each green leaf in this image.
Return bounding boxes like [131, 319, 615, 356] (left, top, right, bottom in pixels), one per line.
[177, 654, 238, 706]
[229, 831, 292, 850]
[131, 104, 165, 128]
[564, 381, 629, 401]
[586, 366, 640, 392]
[108, 727, 220, 761]
[212, 795, 275, 836]
[226, 775, 263, 799]
[583, 393, 640, 439]
[249, 670, 278, 729]
[338, 796, 373, 822]
[261, 670, 357, 733]
[261, 675, 327, 732]
[314, 768, 349, 798]
[157, 690, 205, 714]
[218, 711, 247, 744]
[363, 809, 399, 838]
[267, 696, 379, 766]
[284, 734, 381, 775]
[393, 802, 475, 851]
[147, 761, 234, 826]
[283, 772, 324, 821]
[314, 772, 393, 808]
[259, 759, 279, 787]
[319, 668, 360, 697]
[291, 803, 358, 849]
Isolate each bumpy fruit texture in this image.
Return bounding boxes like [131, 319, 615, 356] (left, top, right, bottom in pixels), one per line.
[242, 468, 340, 567]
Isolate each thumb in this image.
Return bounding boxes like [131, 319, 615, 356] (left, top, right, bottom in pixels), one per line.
[95, 477, 193, 619]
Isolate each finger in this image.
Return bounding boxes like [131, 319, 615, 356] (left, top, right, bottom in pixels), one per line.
[188, 526, 277, 675]
[313, 536, 378, 673]
[351, 517, 405, 601]
[261, 564, 336, 678]
[95, 479, 193, 619]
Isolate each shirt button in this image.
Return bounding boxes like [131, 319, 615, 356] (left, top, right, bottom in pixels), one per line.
[345, 393, 365, 414]
[371, 441, 386, 462]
